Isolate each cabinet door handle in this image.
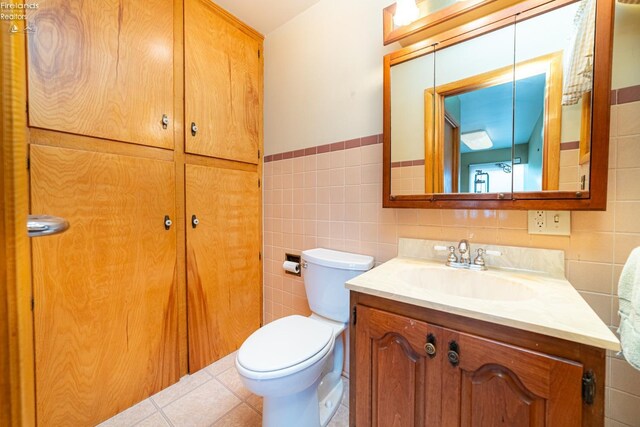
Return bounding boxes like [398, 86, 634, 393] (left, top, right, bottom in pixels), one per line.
[164, 215, 172, 230]
[424, 333, 436, 358]
[162, 114, 169, 129]
[191, 122, 198, 136]
[27, 215, 69, 237]
[191, 214, 199, 228]
[447, 340, 460, 367]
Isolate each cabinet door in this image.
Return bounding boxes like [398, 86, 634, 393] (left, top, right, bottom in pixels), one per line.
[30, 145, 178, 426]
[441, 328, 584, 427]
[355, 305, 444, 426]
[186, 164, 261, 371]
[27, 0, 174, 148]
[185, 0, 262, 164]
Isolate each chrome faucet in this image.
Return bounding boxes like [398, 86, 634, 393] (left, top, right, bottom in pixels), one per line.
[458, 239, 471, 265]
[435, 240, 501, 271]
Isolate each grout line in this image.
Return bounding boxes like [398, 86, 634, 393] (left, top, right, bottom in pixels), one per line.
[206, 401, 244, 427]
[152, 372, 214, 410]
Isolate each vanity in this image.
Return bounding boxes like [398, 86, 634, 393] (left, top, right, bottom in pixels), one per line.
[347, 239, 619, 426]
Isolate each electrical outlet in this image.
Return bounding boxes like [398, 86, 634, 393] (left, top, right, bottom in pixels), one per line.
[527, 211, 571, 236]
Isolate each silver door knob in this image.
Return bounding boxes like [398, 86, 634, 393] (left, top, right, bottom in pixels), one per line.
[27, 215, 69, 237]
[191, 122, 198, 136]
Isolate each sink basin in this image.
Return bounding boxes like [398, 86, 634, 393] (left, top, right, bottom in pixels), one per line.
[396, 266, 535, 302]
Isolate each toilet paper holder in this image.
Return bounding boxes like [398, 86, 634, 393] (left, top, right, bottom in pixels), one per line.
[284, 253, 301, 277]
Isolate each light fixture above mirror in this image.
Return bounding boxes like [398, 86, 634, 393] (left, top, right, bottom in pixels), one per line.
[393, 0, 420, 26]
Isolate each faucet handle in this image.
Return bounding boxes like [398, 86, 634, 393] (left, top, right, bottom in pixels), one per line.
[447, 246, 458, 264]
[473, 248, 486, 267]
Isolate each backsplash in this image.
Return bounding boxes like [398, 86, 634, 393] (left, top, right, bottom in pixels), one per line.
[397, 238, 566, 278]
[263, 96, 640, 425]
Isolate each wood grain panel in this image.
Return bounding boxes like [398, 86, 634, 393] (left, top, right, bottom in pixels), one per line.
[186, 164, 261, 371]
[1, 16, 36, 426]
[30, 145, 179, 426]
[26, 0, 174, 149]
[184, 0, 262, 164]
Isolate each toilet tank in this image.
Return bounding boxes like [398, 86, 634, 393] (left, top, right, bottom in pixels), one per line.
[301, 248, 374, 323]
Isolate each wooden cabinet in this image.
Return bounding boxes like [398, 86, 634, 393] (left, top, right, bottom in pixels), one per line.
[30, 145, 179, 426]
[185, 164, 262, 371]
[355, 306, 445, 426]
[184, 0, 263, 164]
[351, 294, 606, 427]
[24, 0, 263, 423]
[26, 0, 175, 149]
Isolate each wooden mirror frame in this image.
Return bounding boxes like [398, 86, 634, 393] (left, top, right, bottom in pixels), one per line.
[383, 0, 613, 210]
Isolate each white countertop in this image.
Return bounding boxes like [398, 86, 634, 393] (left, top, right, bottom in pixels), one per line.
[346, 256, 620, 351]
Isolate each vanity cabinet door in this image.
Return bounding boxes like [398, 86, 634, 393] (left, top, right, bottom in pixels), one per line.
[354, 305, 444, 426]
[441, 328, 584, 427]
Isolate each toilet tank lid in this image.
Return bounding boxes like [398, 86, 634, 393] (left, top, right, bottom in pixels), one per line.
[302, 248, 374, 271]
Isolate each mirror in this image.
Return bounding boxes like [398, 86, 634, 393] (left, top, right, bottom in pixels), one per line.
[430, 22, 516, 195]
[384, 0, 608, 209]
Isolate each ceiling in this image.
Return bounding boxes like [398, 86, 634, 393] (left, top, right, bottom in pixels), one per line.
[212, 0, 323, 35]
[449, 74, 546, 154]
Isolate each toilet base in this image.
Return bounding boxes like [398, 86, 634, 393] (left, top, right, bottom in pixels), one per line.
[318, 372, 344, 427]
[261, 373, 344, 427]
[263, 378, 321, 427]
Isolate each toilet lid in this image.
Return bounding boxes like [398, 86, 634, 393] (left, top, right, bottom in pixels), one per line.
[237, 315, 333, 372]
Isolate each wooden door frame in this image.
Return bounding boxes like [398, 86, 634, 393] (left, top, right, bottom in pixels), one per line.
[1, 19, 36, 427]
[425, 51, 564, 194]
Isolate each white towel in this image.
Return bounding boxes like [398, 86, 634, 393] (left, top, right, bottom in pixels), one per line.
[617, 247, 640, 370]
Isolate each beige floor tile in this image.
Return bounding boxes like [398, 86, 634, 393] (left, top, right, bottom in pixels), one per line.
[211, 403, 261, 427]
[151, 370, 212, 408]
[162, 379, 241, 427]
[205, 351, 238, 377]
[245, 394, 263, 414]
[135, 412, 171, 427]
[327, 404, 349, 427]
[98, 399, 157, 427]
[217, 366, 252, 399]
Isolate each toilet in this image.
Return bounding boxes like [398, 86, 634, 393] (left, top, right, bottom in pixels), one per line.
[236, 248, 374, 427]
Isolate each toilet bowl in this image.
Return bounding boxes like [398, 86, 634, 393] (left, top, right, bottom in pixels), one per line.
[236, 248, 374, 427]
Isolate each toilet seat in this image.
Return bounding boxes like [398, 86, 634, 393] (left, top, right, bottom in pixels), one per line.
[237, 315, 334, 380]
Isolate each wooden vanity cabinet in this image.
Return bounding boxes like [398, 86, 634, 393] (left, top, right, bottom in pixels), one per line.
[351, 292, 606, 427]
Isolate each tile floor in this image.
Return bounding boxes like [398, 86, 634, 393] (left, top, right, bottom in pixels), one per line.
[98, 352, 349, 427]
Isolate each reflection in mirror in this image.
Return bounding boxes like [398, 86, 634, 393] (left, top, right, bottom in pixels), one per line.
[432, 54, 561, 194]
[390, 50, 434, 196]
[430, 22, 516, 194]
[515, 0, 595, 192]
[387, 0, 598, 197]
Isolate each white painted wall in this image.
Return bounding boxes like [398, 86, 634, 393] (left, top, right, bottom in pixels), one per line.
[264, 0, 396, 155]
[612, 3, 640, 90]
